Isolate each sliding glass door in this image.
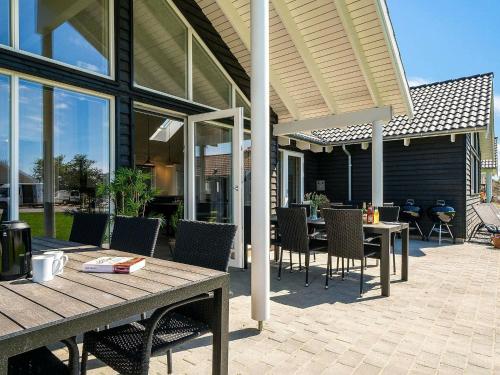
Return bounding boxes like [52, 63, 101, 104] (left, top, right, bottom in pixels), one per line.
[187, 108, 244, 268]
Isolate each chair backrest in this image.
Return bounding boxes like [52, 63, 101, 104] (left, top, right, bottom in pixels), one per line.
[378, 206, 400, 222]
[322, 209, 364, 260]
[276, 207, 309, 252]
[173, 220, 236, 272]
[110, 216, 161, 257]
[473, 203, 500, 227]
[383, 202, 394, 207]
[69, 212, 109, 247]
[290, 203, 311, 217]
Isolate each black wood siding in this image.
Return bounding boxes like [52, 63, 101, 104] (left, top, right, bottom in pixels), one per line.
[294, 135, 470, 239]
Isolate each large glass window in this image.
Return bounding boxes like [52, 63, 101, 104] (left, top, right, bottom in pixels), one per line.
[192, 39, 232, 109]
[0, 75, 9, 221]
[133, 1, 188, 98]
[0, 0, 9, 46]
[19, 0, 110, 75]
[19, 79, 110, 239]
[195, 123, 232, 222]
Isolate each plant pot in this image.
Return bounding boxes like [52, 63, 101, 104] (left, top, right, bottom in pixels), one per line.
[310, 205, 318, 220]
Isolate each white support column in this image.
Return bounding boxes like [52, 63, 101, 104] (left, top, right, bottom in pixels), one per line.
[250, 0, 270, 326]
[486, 171, 493, 202]
[372, 120, 384, 207]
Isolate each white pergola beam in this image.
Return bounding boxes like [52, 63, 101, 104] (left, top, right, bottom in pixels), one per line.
[277, 136, 290, 146]
[334, 0, 383, 106]
[296, 141, 310, 151]
[273, 106, 392, 136]
[271, 0, 339, 114]
[250, 0, 270, 327]
[310, 144, 324, 153]
[372, 120, 384, 207]
[215, 0, 301, 120]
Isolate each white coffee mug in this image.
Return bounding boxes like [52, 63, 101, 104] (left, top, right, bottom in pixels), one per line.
[31, 255, 57, 283]
[44, 251, 68, 275]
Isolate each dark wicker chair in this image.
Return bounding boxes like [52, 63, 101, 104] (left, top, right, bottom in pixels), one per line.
[378, 206, 400, 274]
[68, 212, 109, 247]
[82, 220, 236, 375]
[322, 209, 381, 295]
[276, 207, 326, 286]
[110, 216, 161, 257]
[8, 338, 79, 375]
[290, 203, 311, 217]
[172, 220, 236, 272]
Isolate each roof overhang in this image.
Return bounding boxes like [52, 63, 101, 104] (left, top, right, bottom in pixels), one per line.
[196, 0, 413, 126]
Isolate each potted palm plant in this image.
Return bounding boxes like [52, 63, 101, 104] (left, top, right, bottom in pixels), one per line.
[97, 167, 164, 222]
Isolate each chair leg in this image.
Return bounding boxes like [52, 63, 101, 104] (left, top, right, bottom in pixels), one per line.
[330, 255, 334, 278]
[289, 249, 293, 272]
[298, 251, 302, 271]
[62, 337, 79, 375]
[392, 248, 396, 275]
[360, 258, 364, 296]
[347, 258, 350, 273]
[244, 244, 248, 270]
[277, 247, 284, 280]
[352, 258, 355, 267]
[336, 257, 339, 273]
[313, 252, 316, 262]
[325, 254, 331, 289]
[167, 349, 173, 374]
[305, 252, 310, 287]
[341, 258, 345, 280]
[81, 343, 88, 375]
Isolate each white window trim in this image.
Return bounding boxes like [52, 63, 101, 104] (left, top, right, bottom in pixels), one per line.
[0, 68, 115, 221]
[133, 0, 251, 114]
[279, 149, 304, 207]
[1, 0, 115, 80]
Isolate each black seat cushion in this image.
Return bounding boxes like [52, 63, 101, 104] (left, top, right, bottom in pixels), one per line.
[84, 312, 209, 375]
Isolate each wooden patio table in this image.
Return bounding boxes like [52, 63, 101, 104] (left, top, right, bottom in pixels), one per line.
[0, 237, 229, 375]
[270, 216, 409, 296]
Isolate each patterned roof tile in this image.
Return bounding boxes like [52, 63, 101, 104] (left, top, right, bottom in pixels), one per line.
[298, 73, 493, 145]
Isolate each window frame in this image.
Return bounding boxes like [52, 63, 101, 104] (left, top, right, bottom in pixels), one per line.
[1, 0, 115, 79]
[132, 0, 251, 115]
[0, 67, 115, 220]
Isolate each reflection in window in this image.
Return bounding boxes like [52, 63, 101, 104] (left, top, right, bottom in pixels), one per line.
[19, 0, 110, 75]
[0, 0, 9, 45]
[0, 75, 9, 220]
[133, 1, 188, 98]
[236, 92, 251, 119]
[192, 39, 232, 109]
[195, 122, 232, 222]
[19, 79, 110, 239]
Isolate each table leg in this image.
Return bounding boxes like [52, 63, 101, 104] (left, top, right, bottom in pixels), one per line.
[212, 280, 229, 375]
[0, 356, 7, 375]
[401, 227, 409, 281]
[379, 232, 390, 297]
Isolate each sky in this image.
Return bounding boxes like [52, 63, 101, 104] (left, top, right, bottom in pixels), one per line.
[386, 0, 499, 137]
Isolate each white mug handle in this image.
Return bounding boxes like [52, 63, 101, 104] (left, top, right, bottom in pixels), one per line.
[61, 254, 68, 266]
[53, 258, 64, 275]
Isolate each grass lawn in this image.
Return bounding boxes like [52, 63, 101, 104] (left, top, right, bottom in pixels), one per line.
[20, 212, 74, 240]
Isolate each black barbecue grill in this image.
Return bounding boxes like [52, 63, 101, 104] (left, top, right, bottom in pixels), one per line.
[400, 199, 425, 240]
[427, 200, 455, 244]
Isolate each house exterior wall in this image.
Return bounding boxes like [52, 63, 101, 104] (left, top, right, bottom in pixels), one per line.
[0, 0, 279, 214]
[288, 135, 471, 240]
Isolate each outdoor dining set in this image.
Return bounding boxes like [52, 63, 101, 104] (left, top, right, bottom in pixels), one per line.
[0, 204, 411, 375]
[0, 212, 234, 375]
